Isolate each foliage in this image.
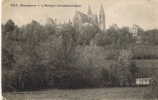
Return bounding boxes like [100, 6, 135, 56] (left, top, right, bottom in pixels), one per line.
[145, 71, 158, 99]
[141, 29, 158, 45]
[2, 19, 158, 92]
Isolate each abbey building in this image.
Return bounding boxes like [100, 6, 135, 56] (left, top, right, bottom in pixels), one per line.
[73, 5, 106, 31]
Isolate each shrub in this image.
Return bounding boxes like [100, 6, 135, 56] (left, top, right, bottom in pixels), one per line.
[145, 71, 158, 99]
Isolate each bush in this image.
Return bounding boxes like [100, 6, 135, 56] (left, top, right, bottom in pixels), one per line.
[145, 71, 158, 99]
[2, 19, 158, 92]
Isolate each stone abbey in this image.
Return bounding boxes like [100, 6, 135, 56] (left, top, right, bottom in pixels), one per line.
[73, 5, 106, 31]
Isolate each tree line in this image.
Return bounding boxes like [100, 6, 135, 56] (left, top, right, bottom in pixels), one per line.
[2, 19, 158, 92]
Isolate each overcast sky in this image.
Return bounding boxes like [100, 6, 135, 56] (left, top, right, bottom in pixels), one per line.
[2, 0, 158, 29]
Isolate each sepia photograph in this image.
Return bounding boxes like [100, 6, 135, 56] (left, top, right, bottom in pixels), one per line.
[1, 0, 158, 100]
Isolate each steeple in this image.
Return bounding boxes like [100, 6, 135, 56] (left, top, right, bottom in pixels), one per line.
[99, 4, 105, 31]
[68, 19, 72, 24]
[99, 5, 105, 17]
[88, 5, 92, 15]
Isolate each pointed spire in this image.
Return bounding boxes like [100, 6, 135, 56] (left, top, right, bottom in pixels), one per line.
[99, 4, 106, 31]
[99, 4, 105, 17]
[68, 19, 72, 24]
[88, 5, 92, 15]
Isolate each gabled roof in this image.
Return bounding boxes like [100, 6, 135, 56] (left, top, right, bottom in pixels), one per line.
[74, 11, 89, 23]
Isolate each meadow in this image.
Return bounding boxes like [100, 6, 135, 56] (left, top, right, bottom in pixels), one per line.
[3, 87, 153, 100]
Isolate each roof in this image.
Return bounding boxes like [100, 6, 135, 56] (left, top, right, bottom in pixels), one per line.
[74, 11, 89, 23]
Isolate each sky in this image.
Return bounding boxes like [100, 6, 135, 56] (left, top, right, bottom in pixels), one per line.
[2, 0, 158, 30]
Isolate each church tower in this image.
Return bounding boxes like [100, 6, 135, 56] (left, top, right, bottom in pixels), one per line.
[99, 5, 105, 31]
[87, 5, 92, 15]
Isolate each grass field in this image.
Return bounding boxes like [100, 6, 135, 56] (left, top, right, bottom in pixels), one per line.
[3, 87, 153, 100]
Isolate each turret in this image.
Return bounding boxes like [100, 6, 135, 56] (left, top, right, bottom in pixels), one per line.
[99, 5, 105, 31]
[87, 5, 92, 15]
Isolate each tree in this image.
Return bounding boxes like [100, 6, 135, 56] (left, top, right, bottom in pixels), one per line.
[110, 49, 134, 86]
[142, 29, 158, 45]
[51, 24, 80, 88]
[78, 23, 99, 45]
[94, 32, 113, 46]
[145, 70, 158, 99]
[2, 20, 19, 91]
[4, 19, 15, 32]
